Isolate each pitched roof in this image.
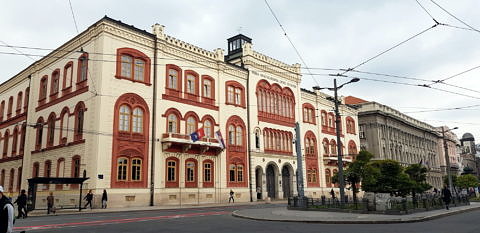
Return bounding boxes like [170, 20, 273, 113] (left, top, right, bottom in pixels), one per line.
[344, 96, 368, 105]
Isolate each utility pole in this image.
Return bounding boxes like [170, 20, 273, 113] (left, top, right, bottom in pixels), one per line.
[333, 79, 346, 205]
[294, 122, 305, 198]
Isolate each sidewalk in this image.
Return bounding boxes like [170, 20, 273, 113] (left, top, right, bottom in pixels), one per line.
[27, 200, 286, 217]
[232, 202, 480, 224]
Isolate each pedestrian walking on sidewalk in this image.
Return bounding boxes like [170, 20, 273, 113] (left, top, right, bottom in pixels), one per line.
[84, 190, 94, 209]
[0, 186, 14, 233]
[228, 190, 235, 203]
[46, 192, 55, 215]
[101, 190, 108, 209]
[442, 185, 452, 210]
[14, 189, 27, 218]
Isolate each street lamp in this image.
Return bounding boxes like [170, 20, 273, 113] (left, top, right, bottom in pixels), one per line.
[441, 126, 458, 194]
[313, 78, 360, 205]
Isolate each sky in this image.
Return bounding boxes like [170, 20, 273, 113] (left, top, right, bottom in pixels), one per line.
[1, 0, 479, 141]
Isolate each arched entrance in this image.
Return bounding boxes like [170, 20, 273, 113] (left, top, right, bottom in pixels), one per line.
[255, 167, 263, 200]
[266, 164, 276, 199]
[282, 165, 293, 198]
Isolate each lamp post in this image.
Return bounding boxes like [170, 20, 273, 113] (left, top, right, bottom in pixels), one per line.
[441, 126, 458, 193]
[313, 77, 359, 205]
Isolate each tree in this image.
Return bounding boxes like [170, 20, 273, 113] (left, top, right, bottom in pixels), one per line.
[404, 164, 432, 200]
[361, 159, 414, 196]
[456, 174, 479, 189]
[332, 150, 374, 202]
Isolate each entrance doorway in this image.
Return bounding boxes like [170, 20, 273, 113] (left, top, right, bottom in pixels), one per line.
[266, 164, 276, 199]
[282, 165, 292, 198]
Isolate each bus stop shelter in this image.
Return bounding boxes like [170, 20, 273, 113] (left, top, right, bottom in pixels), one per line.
[27, 177, 89, 212]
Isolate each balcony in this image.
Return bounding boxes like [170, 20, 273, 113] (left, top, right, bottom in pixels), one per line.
[161, 133, 223, 154]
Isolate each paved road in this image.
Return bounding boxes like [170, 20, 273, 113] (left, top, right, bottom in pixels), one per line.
[13, 204, 480, 233]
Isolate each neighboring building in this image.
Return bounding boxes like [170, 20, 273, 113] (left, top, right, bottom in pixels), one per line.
[459, 133, 477, 176]
[346, 98, 443, 189]
[435, 126, 461, 178]
[0, 16, 360, 208]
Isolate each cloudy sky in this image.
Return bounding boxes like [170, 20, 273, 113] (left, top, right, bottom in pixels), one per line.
[1, 0, 479, 141]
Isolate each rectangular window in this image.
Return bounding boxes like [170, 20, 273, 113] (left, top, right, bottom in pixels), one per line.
[204, 163, 211, 182]
[186, 162, 195, 182]
[79, 57, 88, 82]
[168, 69, 178, 89]
[237, 165, 243, 182]
[167, 161, 176, 181]
[131, 159, 141, 181]
[134, 60, 145, 81]
[227, 86, 234, 103]
[203, 80, 211, 98]
[234, 88, 241, 105]
[229, 165, 236, 182]
[187, 75, 195, 94]
[121, 55, 133, 78]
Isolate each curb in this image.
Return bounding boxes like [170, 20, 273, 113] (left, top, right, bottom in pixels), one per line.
[231, 205, 480, 224]
[28, 201, 286, 218]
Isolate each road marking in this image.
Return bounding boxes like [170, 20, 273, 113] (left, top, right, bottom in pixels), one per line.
[14, 211, 230, 231]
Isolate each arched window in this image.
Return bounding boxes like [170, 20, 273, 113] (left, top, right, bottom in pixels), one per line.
[131, 158, 142, 181]
[165, 64, 182, 98]
[17, 167, 22, 191]
[19, 123, 26, 154]
[256, 80, 295, 126]
[325, 169, 331, 187]
[168, 69, 178, 89]
[167, 114, 178, 133]
[35, 118, 44, 150]
[3, 130, 9, 157]
[47, 113, 56, 147]
[302, 103, 316, 124]
[63, 62, 73, 90]
[330, 140, 337, 155]
[39, 76, 48, 101]
[117, 158, 128, 181]
[348, 140, 358, 156]
[226, 81, 245, 107]
[185, 159, 198, 188]
[8, 169, 14, 192]
[11, 127, 18, 156]
[236, 126, 243, 146]
[51, 69, 60, 96]
[72, 156, 81, 178]
[229, 164, 236, 182]
[7, 96, 13, 118]
[323, 139, 329, 156]
[166, 159, 177, 183]
[74, 102, 85, 141]
[24, 87, 29, 110]
[203, 161, 213, 186]
[204, 120, 212, 138]
[186, 116, 197, 135]
[186, 74, 196, 94]
[77, 53, 88, 83]
[228, 125, 235, 145]
[0, 101, 4, 121]
[57, 158, 65, 177]
[32, 162, 39, 178]
[0, 170, 4, 187]
[44, 160, 52, 178]
[132, 108, 143, 133]
[59, 108, 69, 144]
[16, 92, 23, 114]
[119, 105, 131, 131]
[237, 165, 244, 182]
[116, 48, 151, 84]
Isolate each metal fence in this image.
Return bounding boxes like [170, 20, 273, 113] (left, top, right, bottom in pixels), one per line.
[288, 194, 470, 214]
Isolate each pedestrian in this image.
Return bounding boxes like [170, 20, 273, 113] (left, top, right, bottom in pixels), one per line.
[46, 192, 55, 215]
[330, 189, 336, 200]
[84, 190, 94, 209]
[441, 185, 452, 210]
[14, 189, 27, 218]
[101, 189, 108, 209]
[228, 189, 235, 203]
[0, 186, 14, 233]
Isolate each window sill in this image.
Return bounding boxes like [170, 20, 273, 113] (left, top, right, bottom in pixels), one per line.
[115, 75, 151, 86]
[225, 102, 246, 109]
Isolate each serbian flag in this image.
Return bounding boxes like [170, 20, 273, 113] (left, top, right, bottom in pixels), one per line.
[190, 128, 205, 142]
[215, 130, 226, 149]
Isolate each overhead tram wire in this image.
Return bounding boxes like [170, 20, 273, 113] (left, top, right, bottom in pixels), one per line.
[430, 0, 480, 34]
[338, 23, 439, 76]
[415, 0, 440, 24]
[264, 0, 319, 86]
[68, 0, 80, 34]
